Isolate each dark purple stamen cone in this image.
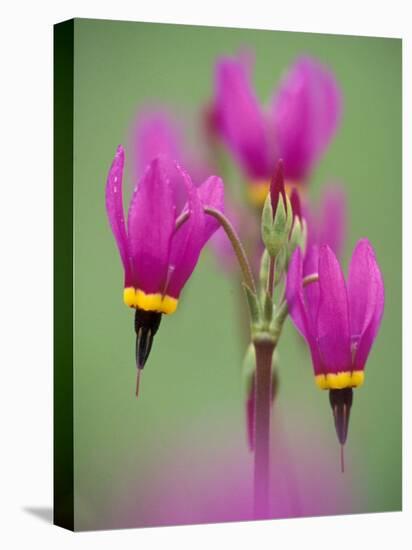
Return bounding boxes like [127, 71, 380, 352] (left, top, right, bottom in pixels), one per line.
[270, 159, 286, 217]
[290, 188, 302, 221]
[329, 388, 353, 446]
[134, 309, 162, 370]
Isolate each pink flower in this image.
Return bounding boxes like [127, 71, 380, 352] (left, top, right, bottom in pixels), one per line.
[273, 57, 342, 182]
[131, 109, 210, 189]
[212, 55, 342, 203]
[286, 239, 384, 391]
[105, 146, 224, 371]
[106, 145, 224, 310]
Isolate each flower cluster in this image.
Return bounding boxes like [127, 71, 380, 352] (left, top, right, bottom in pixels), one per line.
[104, 50, 385, 482]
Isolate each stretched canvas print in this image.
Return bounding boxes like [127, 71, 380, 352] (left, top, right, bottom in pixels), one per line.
[54, 18, 402, 531]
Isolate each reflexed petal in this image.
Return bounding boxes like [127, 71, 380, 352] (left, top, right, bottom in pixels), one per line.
[318, 185, 346, 259]
[316, 245, 351, 373]
[286, 248, 322, 374]
[197, 175, 224, 243]
[214, 56, 270, 178]
[348, 239, 385, 370]
[273, 56, 342, 181]
[127, 158, 175, 293]
[105, 145, 133, 285]
[167, 165, 205, 298]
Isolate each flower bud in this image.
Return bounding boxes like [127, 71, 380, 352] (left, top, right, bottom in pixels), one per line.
[261, 160, 293, 258]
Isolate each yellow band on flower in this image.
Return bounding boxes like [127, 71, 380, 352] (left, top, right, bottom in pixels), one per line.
[315, 371, 365, 390]
[247, 179, 301, 207]
[123, 288, 178, 314]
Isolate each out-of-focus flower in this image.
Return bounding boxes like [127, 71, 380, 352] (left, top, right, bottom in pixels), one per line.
[212, 54, 342, 206]
[286, 240, 384, 391]
[304, 185, 346, 262]
[273, 57, 342, 183]
[105, 145, 224, 372]
[131, 109, 210, 190]
[132, 110, 182, 180]
[213, 54, 274, 206]
[110, 410, 354, 529]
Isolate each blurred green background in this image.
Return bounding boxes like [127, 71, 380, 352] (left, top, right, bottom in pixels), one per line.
[72, 19, 401, 530]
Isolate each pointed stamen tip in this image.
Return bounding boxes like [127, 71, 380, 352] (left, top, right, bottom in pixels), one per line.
[340, 444, 345, 473]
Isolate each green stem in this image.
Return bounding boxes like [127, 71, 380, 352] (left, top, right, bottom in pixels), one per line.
[204, 207, 257, 294]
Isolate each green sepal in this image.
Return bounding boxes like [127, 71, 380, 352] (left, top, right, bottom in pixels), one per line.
[259, 249, 270, 293]
[262, 291, 273, 326]
[242, 283, 261, 326]
[285, 217, 307, 268]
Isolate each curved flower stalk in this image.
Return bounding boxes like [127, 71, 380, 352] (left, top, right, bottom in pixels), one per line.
[211, 54, 342, 206]
[105, 145, 224, 392]
[286, 240, 384, 466]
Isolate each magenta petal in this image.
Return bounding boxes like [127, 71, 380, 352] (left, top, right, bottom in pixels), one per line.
[316, 245, 351, 373]
[214, 56, 270, 179]
[348, 239, 385, 370]
[318, 185, 346, 259]
[197, 175, 224, 243]
[105, 145, 133, 286]
[273, 56, 342, 181]
[127, 158, 175, 293]
[166, 165, 205, 299]
[303, 245, 320, 327]
[286, 248, 308, 337]
[286, 248, 322, 374]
